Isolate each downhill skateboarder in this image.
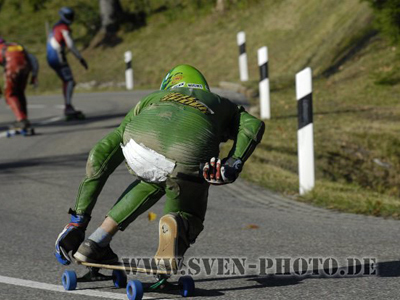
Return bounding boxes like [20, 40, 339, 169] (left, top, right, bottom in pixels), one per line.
[0, 37, 38, 133]
[47, 7, 88, 119]
[55, 64, 265, 268]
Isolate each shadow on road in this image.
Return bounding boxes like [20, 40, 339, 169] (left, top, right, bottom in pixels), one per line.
[189, 260, 399, 297]
[0, 113, 127, 132]
[0, 152, 88, 172]
[34, 112, 127, 128]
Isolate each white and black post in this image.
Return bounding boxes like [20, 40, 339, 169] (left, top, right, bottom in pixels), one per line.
[124, 51, 134, 90]
[296, 67, 315, 195]
[257, 46, 270, 119]
[237, 31, 249, 82]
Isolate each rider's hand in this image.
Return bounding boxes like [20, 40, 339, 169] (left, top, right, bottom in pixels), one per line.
[202, 157, 243, 185]
[80, 58, 88, 70]
[55, 212, 89, 265]
[30, 76, 38, 88]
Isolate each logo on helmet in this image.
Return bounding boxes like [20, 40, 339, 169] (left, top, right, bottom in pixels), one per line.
[187, 83, 203, 89]
[171, 73, 183, 85]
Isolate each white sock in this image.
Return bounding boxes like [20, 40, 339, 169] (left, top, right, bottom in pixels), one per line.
[88, 227, 113, 248]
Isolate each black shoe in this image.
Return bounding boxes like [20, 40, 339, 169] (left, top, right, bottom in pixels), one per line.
[73, 239, 118, 264]
[10, 119, 31, 131]
[64, 104, 82, 116]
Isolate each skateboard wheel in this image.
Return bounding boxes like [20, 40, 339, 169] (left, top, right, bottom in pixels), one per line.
[126, 280, 143, 300]
[179, 276, 195, 297]
[112, 270, 127, 288]
[62, 270, 77, 290]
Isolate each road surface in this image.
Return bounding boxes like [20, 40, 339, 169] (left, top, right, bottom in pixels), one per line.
[0, 90, 399, 300]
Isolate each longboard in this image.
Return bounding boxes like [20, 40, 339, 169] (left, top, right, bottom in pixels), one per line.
[6, 127, 35, 137]
[61, 260, 195, 300]
[78, 260, 172, 275]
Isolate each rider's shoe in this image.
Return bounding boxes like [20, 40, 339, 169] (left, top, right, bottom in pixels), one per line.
[64, 104, 80, 116]
[73, 239, 118, 264]
[10, 119, 31, 131]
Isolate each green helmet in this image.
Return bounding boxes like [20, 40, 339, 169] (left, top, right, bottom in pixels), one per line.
[160, 64, 210, 92]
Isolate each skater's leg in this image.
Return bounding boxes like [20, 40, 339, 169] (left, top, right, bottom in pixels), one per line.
[4, 74, 28, 122]
[154, 178, 209, 268]
[107, 180, 165, 230]
[17, 67, 30, 120]
[74, 180, 165, 263]
[54, 64, 77, 114]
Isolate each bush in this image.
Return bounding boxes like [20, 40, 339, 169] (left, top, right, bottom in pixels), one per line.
[363, 0, 400, 43]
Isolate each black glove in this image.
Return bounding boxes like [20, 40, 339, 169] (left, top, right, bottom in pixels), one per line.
[221, 157, 243, 183]
[30, 76, 38, 87]
[202, 157, 243, 185]
[80, 58, 88, 70]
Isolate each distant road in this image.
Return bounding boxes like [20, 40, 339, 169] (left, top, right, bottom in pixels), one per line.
[0, 90, 399, 300]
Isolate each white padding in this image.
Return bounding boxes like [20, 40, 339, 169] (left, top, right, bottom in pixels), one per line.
[121, 139, 175, 183]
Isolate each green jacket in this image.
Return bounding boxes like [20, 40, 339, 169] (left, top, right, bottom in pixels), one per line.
[74, 88, 265, 215]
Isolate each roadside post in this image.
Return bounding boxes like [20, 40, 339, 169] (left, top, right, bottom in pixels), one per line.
[237, 31, 249, 82]
[296, 67, 315, 195]
[257, 46, 270, 119]
[124, 51, 134, 90]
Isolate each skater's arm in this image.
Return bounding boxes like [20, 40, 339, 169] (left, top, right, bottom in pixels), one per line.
[202, 104, 265, 185]
[61, 29, 83, 61]
[61, 29, 88, 69]
[73, 108, 136, 215]
[228, 106, 265, 163]
[27, 53, 39, 85]
[61, 29, 87, 64]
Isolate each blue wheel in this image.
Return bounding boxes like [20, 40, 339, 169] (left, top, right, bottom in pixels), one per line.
[112, 270, 127, 288]
[126, 280, 143, 300]
[62, 270, 77, 290]
[178, 276, 195, 297]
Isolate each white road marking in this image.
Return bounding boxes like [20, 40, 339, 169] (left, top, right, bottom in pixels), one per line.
[0, 275, 163, 299]
[27, 104, 64, 109]
[37, 116, 63, 125]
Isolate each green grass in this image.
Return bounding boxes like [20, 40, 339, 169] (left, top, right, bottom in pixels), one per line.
[238, 35, 400, 218]
[1, 0, 399, 217]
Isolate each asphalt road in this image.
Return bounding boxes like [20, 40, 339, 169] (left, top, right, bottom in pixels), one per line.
[0, 90, 400, 300]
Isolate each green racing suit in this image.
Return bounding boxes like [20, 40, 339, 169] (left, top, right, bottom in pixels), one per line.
[72, 87, 265, 244]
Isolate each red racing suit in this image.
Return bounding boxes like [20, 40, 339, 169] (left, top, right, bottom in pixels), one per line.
[0, 42, 32, 121]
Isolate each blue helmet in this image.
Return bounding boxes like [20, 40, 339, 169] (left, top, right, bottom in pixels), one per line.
[59, 7, 75, 24]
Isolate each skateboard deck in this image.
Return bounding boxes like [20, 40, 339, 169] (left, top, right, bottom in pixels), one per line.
[61, 260, 195, 300]
[78, 260, 172, 275]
